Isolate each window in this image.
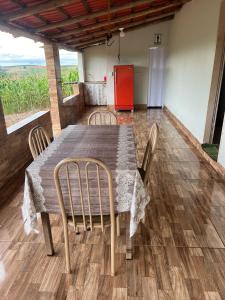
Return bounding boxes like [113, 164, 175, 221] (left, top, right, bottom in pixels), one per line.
[0, 32, 49, 128]
[60, 50, 79, 98]
[0, 32, 79, 128]
[0, 65, 50, 128]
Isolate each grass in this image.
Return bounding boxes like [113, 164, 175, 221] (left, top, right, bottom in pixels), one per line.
[202, 143, 219, 161]
[0, 65, 79, 115]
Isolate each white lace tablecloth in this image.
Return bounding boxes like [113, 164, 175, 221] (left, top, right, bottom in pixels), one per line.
[22, 125, 150, 237]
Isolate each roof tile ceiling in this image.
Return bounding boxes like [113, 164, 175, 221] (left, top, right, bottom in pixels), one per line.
[0, 0, 191, 51]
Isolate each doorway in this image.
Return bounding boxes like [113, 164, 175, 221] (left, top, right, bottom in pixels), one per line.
[204, 1, 225, 145]
[202, 63, 225, 161]
[213, 65, 225, 146]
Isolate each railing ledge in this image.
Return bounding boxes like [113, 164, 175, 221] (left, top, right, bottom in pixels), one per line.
[7, 111, 50, 135]
[62, 94, 80, 107]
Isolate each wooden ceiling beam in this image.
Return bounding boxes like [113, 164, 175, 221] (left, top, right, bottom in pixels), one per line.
[79, 40, 106, 49]
[67, 12, 175, 46]
[58, 7, 70, 19]
[75, 37, 108, 48]
[9, 0, 49, 26]
[81, 0, 92, 13]
[4, 0, 77, 21]
[35, 0, 157, 33]
[178, 0, 192, 3]
[75, 14, 174, 49]
[52, 3, 180, 39]
[10, 0, 25, 9]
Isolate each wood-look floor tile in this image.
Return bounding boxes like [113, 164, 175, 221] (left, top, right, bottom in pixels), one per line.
[97, 275, 113, 300]
[66, 286, 83, 300]
[112, 287, 127, 300]
[158, 289, 174, 300]
[169, 266, 190, 300]
[1, 108, 225, 299]
[127, 258, 143, 297]
[204, 291, 222, 300]
[81, 263, 100, 300]
[113, 253, 127, 288]
[142, 276, 158, 300]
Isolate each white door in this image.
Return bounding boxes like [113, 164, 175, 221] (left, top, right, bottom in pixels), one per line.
[147, 47, 165, 107]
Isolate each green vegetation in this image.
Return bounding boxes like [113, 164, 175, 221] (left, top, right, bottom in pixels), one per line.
[0, 65, 79, 115]
[61, 66, 79, 98]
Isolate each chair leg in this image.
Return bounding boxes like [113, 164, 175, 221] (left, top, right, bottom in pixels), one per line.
[63, 224, 71, 273]
[116, 215, 120, 237]
[111, 222, 115, 276]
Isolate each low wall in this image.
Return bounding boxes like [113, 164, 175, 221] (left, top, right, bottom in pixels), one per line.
[62, 83, 85, 126]
[83, 81, 107, 106]
[0, 110, 52, 193]
[0, 83, 85, 204]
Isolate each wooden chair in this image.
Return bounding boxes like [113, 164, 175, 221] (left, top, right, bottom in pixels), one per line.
[54, 157, 116, 275]
[28, 125, 51, 159]
[88, 110, 117, 125]
[138, 123, 159, 186]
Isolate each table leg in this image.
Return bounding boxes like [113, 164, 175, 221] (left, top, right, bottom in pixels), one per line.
[126, 213, 133, 260]
[41, 212, 54, 256]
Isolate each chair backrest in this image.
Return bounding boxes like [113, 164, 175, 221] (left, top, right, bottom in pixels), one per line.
[28, 125, 51, 159]
[142, 122, 159, 186]
[54, 157, 115, 232]
[88, 110, 117, 125]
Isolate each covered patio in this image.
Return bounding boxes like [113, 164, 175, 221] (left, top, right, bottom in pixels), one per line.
[1, 0, 225, 299]
[0, 0, 188, 136]
[1, 108, 225, 299]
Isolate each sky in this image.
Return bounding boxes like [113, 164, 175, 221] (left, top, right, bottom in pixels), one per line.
[0, 31, 78, 66]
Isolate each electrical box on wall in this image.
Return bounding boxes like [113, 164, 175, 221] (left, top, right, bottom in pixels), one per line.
[154, 33, 162, 45]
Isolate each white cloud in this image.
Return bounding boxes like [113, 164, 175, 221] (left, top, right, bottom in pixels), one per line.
[0, 31, 77, 66]
[59, 49, 78, 66]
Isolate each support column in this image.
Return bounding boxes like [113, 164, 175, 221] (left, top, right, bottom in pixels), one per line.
[0, 99, 7, 140]
[44, 43, 64, 136]
[78, 52, 85, 82]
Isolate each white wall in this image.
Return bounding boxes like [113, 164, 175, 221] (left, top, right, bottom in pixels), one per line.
[84, 21, 171, 105]
[164, 0, 222, 143]
[84, 46, 107, 82]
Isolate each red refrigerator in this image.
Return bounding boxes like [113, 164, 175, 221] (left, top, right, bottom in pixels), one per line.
[114, 65, 134, 111]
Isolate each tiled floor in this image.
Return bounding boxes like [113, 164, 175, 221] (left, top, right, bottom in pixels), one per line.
[0, 108, 225, 299]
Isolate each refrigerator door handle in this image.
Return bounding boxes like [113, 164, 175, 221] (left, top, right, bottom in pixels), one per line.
[114, 70, 117, 100]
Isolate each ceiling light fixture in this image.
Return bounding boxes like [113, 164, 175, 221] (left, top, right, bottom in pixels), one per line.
[119, 28, 125, 38]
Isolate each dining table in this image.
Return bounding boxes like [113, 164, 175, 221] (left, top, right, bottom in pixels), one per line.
[22, 124, 150, 259]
